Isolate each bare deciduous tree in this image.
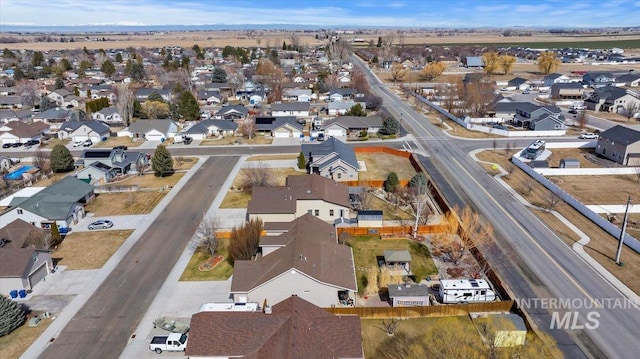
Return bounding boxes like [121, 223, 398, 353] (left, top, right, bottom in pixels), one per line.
[522, 179, 536, 196]
[115, 82, 134, 127]
[545, 191, 563, 212]
[506, 164, 515, 177]
[34, 149, 51, 174]
[16, 80, 40, 108]
[577, 109, 587, 129]
[240, 162, 274, 192]
[190, 216, 220, 257]
[624, 102, 638, 122]
[408, 174, 433, 236]
[359, 187, 374, 210]
[239, 118, 257, 139]
[430, 207, 493, 265]
[228, 218, 263, 264]
[430, 211, 464, 264]
[377, 318, 400, 336]
[504, 142, 515, 157]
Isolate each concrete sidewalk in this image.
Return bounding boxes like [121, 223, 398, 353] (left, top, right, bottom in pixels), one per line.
[470, 148, 640, 305]
[21, 156, 209, 359]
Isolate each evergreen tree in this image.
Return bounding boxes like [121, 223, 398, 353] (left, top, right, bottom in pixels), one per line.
[50, 144, 75, 173]
[73, 87, 80, 96]
[0, 295, 26, 337]
[100, 59, 116, 77]
[379, 116, 399, 135]
[384, 172, 399, 193]
[344, 103, 366, 117]
[211, 67, 227, 83]
[39, 96, 57, 112]
[60, 58, 72, 71]
[409, 173, 427, 189]
[152, 145, 173, 177]
[50, 222, 62, 247]
[115, 53, 123, 63]
[147, 91, 165, 103]
[282, 41, 287, 50]
[377, 36, 383, 48]
[2, 48, 16, 59]
[32, 51, 44, 66]
[129, 62, 146, 82]
[178, 91, 199, 121]
[54, 78, 65, 89]
[297, 151, 306, 170]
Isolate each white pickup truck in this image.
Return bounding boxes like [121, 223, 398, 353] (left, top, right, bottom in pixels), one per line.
[149, 333, 188, 354]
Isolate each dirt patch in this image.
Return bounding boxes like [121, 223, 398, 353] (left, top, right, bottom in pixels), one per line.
[53, 230, 132, 270]
[356, 152, 417, 181]
[475, 150, 640, 294]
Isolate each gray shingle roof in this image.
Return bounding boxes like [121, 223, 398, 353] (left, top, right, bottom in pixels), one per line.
[321, 116, 382, 130]
[271, 102, 310, 112]
[185, 119, 238, 134]
[127, 119, 174, 134]
[215, 104, 248, 116]
[301, 136, 359, 170]
[13, 176, 94, 220]
[599, 125, 640, 146]
[59, 120, 110, 134]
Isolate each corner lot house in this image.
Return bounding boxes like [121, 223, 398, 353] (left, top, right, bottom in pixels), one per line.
[321, 116, 383, 137]
[0, 176, 94, 232]
[595, 125, 640, 166]
[186, 295, 364, 358]
[301, 136, 359, 181]
[231, 214, 358, 308]
[248, 174, 351, 224]
[0, 219, 53, 295]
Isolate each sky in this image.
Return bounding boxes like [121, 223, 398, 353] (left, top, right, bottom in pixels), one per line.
[0, 0, 639, 28]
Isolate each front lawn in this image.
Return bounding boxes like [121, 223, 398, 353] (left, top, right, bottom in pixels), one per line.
[356, 152, 417, 181]
[53, 230, 133, 270]
[0, 317, 53, 359]
[179, 239, 233, 281]
[93, 137, 141, 148]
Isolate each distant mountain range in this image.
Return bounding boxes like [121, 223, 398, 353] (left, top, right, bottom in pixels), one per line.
[2, 24, 638, 34]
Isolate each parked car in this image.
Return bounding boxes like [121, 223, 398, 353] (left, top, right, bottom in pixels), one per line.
[579, 133, 598, 139]
[149, 333, 188, 354]
[88, 220, 114, 230]
[11, 142, 23, 147]
[522, 90, 530, 94]
[568, 109, 577, 114]
[73, 140, 84, 147]
[113, 145, 128, 150]
[183, 136, 193, 145]
[2, 143, 11, 148]
[82, 139, 93, 147]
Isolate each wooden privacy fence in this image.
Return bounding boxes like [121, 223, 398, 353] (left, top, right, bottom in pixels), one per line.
[327, 300, 514, 318]
[342, 179, 409, 187]
[336, 224, 449, 237]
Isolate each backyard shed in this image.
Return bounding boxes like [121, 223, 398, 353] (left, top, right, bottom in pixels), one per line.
[559, 158, 580, 168]
[382, 250, 412, 275]
[357, 210, 383, 227]
[471, 312, 528, 347]
[387, 283, 430, 307]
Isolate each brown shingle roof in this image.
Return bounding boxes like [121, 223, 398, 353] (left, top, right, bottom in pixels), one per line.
[231, 213, 357, 293]
[0, 247, 36, 277]
[0, 219, 49, 249]
[2, 121, 49, 138]
[185, 295, 363, 358]
[247, 174, 350, 215]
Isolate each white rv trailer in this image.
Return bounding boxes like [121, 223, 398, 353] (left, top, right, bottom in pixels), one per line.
[439, 279, 497, 304]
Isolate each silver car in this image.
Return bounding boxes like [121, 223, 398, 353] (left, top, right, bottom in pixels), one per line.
[88, 220, 114, 230]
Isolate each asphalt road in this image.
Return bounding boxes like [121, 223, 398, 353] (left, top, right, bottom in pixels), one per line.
[38, 156, 238, 359]
[355, 56, 640, 359]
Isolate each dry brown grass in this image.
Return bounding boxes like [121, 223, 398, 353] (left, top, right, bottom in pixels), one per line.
[93, 137, 141, 149]
[117, 172, 185, 188]
[231, 167, 304, 188]
[31, 172, 68, 187]
[356, 152, 417, 181]
[545, 148, 600, 169]
[548, 174, 640, 205]
[43, 138, 70, 149]
[219, 191, 251, 209]
[476, 150, 640, 294]
[246, 154, 297, 161]
[53, 230, 132, 270]
[0, 318, 53, 359]
[200, 136, 273, 146]
[84, 190, 167, 215]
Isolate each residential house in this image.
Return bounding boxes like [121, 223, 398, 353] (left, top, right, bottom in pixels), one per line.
[595, 125, 640, 166]
[255, 116, 303, 138]
[328, 88, 357, 102]
[616, 73, 640, 87]
[584, 85, 640, 113]
[248, 174, 351, 223]
[63, 94, 83, 109]
[0, 121, 49, 145]
[321, 116, 383, 137]
[328, 101, 366, 116]
[183, 119, 238, 139]
[583, 72, 616, 88]
[0, 219, 53, 296]
[47, 89, 72, 106]
[271, 102, 310, 117]
[196, 90, 223, 105]
[464, 56, 484, 68]
[32, 108, 74, 130]
[215, 104, 248, 120]
[0, 109, 32, 123]
[78, 148, 149, 175]
[550, 82, 584, 100]
[134, 88, 172, 102]
[283, 89, 312, 102]
[301, 137, 359, 181]
[0, 176, 94, 231]
[204, 82, 233, 97]
[186, 295, 363, 358]
[120, 119, 177, 141]
[248, 92, 266, 106]
[543, 73, 573, 87]
[75, 162, 119, 185]
[92, 107, 123, 125]
[511, 103, 564, 131]
[58, 120, 110, 143]
[0, 96, 23, 109]
[506, 77, 530, 91]
[230, 214, 358, 308]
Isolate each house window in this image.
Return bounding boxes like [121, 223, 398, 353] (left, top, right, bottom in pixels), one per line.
[314, 209, 319, 216]
[337, 173, 342, 179]
[330, 209, 334, 216]
[17, 209, 23, 214]
[308, 210, 313, 215]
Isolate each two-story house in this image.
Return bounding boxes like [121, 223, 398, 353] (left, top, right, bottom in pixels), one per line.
[595, 125, 640, 166]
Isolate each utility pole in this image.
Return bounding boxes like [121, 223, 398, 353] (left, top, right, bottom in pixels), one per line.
[615, 196, 631, 266]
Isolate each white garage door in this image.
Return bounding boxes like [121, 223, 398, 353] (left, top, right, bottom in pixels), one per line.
[90, 135, 102, 143]
[73, 135, 90, 142]
[146, 133, 165, 141]
[327, 129, 344, 137]
[28, 263, 48, 288]
[274, 131, 290, 138]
